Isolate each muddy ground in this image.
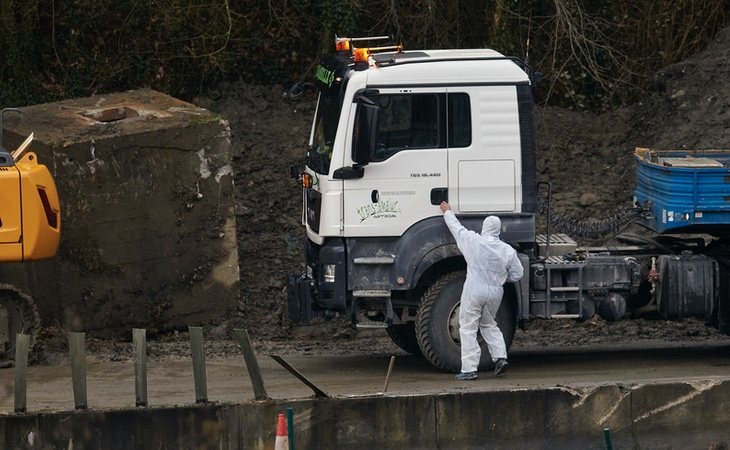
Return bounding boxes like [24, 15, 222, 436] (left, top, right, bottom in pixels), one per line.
[31, 26, 730, 361]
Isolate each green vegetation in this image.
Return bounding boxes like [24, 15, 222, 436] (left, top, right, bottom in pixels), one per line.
[0, 0, 727, 110]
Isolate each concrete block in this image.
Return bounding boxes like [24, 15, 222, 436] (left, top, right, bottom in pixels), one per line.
[1, 89, 239, 334]
[237, 397, 438, 450]
[436, 385, 633, 449]
[13, 405, 239, 449]
[630, 381, 730, 449]
[0, 413, 39, 449]
[0, 383, 729, 449]
[299, 397, 437, 449]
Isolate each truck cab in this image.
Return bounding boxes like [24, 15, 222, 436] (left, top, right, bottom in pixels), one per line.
[288, 37, 539, 372]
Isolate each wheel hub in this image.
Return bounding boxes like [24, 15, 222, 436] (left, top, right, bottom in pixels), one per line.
[447, 303, 461, 344]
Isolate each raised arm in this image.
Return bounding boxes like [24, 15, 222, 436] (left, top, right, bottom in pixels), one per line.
[506, 250, 524, 282]
[441, 202, 479, 251]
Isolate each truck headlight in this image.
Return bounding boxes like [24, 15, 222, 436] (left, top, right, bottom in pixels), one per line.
[323, 264, 336, 283]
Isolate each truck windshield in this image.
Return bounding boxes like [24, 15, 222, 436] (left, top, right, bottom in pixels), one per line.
[308, 89, 342, 175]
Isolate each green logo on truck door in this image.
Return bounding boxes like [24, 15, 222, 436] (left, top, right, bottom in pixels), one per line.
[315, 65, 336, 87]
[357, 200, 401, 222]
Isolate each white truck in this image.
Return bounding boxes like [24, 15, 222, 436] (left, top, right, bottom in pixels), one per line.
[287, 36, 730, 372]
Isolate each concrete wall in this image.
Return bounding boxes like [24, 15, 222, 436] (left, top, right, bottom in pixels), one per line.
[1, 380, 728, 449]
[1, 90, 239, 335]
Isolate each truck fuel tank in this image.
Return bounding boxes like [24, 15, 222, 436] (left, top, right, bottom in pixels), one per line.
[656, 253, 715, 321]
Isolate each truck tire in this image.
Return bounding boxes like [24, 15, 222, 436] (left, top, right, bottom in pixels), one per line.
[386, 323, 422, 356]
[415, 271, 517, 373]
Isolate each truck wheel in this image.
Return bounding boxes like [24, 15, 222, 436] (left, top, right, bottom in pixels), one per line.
[415, 271, 517, 373]
[386, 323, 422, 356]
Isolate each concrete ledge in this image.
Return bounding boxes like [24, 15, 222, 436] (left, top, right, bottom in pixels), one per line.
[1, 381, 728, 449]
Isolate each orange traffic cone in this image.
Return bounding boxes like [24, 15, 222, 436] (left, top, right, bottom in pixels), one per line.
[274, 412, 289, 450]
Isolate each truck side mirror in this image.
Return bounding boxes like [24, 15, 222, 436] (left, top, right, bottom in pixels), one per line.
[289, 163, 302, 180]
[352, 96, 379, 165]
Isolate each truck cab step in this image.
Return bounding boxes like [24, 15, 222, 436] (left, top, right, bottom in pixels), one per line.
[353, 289, 390, 298]
[353, 256, 395, 265]
[356, 319, 389, 329]
[536, 233, 577, 257]
[544, 256, 585, 268]
[550, 286, 580, 292]
[550, 314, 581, 319]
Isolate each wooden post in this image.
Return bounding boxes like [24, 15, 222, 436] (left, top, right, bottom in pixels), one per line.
[188, 327, 207, 403]
[69, 332, 87, 410]
[133, 328, 147, 407]
[233, 329, 269, 400]
[269, 355, 329, 398]
[383, 355, 396, 393]
[13, 333, 29, 413]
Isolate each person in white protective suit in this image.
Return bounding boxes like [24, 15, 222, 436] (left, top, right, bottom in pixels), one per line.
[440, 202, 524, 381]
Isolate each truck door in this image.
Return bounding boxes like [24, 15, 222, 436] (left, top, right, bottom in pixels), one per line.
[447, 86, 522, 213]
[343, 88, 448, 237]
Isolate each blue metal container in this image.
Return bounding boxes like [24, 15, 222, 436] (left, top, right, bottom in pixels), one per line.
[633, 147, 730, 234]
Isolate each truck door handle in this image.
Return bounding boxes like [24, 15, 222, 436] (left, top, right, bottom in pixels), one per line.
[430, 188, 448, 205]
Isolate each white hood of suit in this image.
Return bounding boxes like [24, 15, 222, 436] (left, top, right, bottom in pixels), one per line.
[481, 216, 501, 238]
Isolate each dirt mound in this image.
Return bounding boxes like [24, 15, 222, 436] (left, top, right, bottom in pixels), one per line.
[628, 26, 730, 150]
[536, 26, 730, 240]
[194, 26, 730, 344]
[194, 85, 316, 340]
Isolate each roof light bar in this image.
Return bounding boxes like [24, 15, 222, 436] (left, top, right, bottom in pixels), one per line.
[348, 35, 391, 42]
[335, 35, 403, 70]
[362, 45, 402, 53]
[335, 35, 401, 54]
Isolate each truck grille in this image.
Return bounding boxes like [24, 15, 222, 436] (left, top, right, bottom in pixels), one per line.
[306, 189, 322, 233]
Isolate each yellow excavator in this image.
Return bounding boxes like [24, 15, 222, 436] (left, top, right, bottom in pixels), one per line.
[0, 108, 61, 360]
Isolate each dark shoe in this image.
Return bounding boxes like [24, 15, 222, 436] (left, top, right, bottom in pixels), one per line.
[455, 371, 478, 381]
[493, 358, 509, 376]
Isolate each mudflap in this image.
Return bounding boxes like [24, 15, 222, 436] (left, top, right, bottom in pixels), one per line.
[656, 254, 714, 320]
[286, 274, 313, 325]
